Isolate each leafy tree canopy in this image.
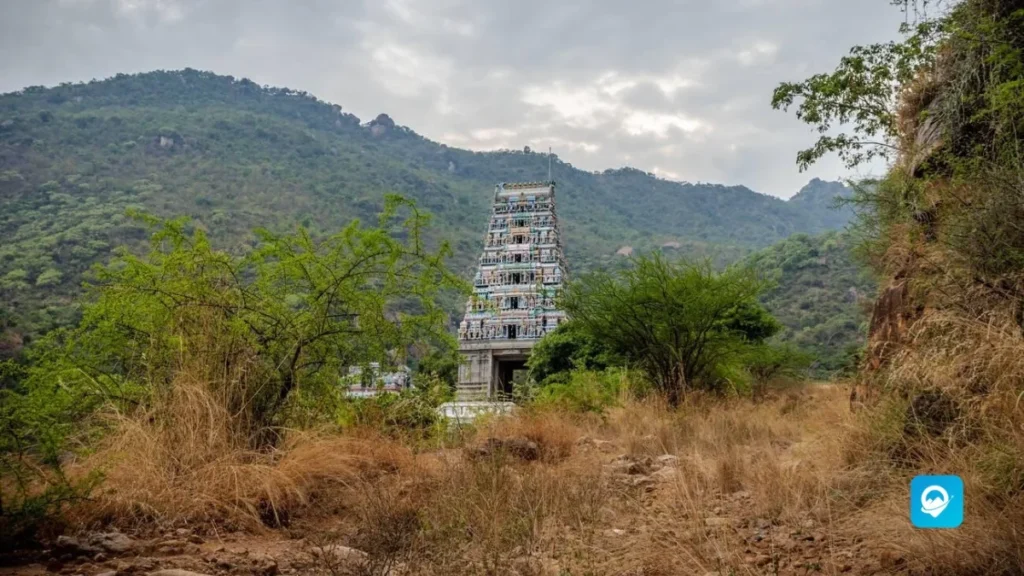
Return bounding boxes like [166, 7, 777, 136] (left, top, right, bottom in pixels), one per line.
[526, 320, 615, 386]
[771, 13, 941, 170]
[1, 195, 463, 534]
[561, 254, 779, 404]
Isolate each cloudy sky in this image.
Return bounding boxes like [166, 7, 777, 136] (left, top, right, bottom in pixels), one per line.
[0, 0, 907, 198]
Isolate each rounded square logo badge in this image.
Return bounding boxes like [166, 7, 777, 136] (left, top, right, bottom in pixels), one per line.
[910, 475, 963, 529]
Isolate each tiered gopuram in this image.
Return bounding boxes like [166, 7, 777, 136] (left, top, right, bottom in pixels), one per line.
[456, 181, 568, 399]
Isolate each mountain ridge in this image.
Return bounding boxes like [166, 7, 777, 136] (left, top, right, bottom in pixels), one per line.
[3, 68, 840, 205]
[0, 69, 855, 344]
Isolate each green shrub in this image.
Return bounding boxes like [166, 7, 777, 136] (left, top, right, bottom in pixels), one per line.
[534, 368, 629, 414]
[526, 321, 614, 386]
[415, 350, 460, 391]
[562, 253, 780, 404]
[340, 375, 452, 440]
[0, 359, 101, 546]
[745, 343, 814, 397]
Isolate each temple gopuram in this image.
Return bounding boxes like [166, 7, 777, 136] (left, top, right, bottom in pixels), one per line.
[456, 181, 568, 400]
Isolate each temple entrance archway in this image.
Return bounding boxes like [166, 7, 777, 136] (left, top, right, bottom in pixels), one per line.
[495, 358, 527, 398]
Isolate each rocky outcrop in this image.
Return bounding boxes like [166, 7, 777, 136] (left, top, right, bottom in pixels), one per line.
[901, 83, 946, 177]
[368, 113, 396, 137]
[865, 279, 916, 372]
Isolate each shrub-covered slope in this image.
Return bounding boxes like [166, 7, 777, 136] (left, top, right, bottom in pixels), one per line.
[746, 231, 874, 374]
[0, 69, 852, 345]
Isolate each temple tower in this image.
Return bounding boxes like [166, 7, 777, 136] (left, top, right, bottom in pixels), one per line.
[456, 181, 568, 399]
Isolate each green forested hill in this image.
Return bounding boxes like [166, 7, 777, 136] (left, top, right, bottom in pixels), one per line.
[746, 231, 875, 374]
[0, 69, 853, 351]
[788, 178, 854, 230]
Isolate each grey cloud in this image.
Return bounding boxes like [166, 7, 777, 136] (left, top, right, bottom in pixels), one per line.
[618, 82, 680, 114]
[0, 0, 906, 197]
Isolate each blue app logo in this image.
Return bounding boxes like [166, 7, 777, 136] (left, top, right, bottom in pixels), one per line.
[910, 475, 963, 528]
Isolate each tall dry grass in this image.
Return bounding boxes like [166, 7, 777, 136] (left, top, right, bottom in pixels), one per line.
[583, 387, 877, 574]
[602, 388, 856, 521]
[308, 386, 889, 575]
[852, 304, 1024, 573]
[60, 351, 1021, 574]
[68, 375, 412, 531]
[315, 412, 608, 576]
[476, 409, 583, 463]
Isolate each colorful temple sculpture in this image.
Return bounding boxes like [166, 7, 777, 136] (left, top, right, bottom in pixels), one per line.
[456, 181, 568, 399]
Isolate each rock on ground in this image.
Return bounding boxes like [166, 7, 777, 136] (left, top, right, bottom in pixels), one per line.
[309, 544, 369, 565]
[467, 437, 540, 461]
[55, 532, 135, 556]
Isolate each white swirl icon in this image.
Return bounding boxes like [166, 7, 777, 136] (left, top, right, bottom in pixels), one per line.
[920, 485, 951, 518]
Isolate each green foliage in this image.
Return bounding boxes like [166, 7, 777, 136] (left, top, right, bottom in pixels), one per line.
[562, 253, 779, 404]
[744, 344, 814, 396]
[533, 368, 626, 414]
[0, 357, 101, 543]
[745, 231, 875, 375]
[525, 321, 614, 385]
[33, 269, 61, 287]
[920, 2, 1024, 284]
[723, 299, 783, 343]
[415, 349, 460, 391]
[771, 19, 941, 170]
[2, 198, 463, 535]
[787, 178, 856, 230]
[28, 199, 459, 444]
[776, 0, 1024, 319]
[341, 375, 451, 440]
[0, 70, 854, 344]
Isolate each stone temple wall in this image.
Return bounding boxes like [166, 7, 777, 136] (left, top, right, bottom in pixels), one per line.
[456, 181, 568, 399]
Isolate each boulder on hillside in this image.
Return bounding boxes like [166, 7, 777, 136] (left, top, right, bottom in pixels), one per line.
[368, 113, 396, 137]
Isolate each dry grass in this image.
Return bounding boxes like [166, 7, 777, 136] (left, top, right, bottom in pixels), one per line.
[855, 306, 1024, 573]
[309, 386, 882, 575]
[477, 409, 583, 463]
[68, 378, 413, 532]
[57, 370, 1024, 574]
[318, 432, 608, 576]
[570, 387, 870, 574]
[605, 389, 852, 522]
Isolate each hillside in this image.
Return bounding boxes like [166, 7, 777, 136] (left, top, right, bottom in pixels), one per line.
[787, 178, 854, 230]
[746, 231, 874, 374]
[0, 69, 852, 346]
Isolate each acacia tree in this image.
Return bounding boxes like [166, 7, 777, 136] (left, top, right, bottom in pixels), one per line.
[1, 196, 462, 535]
[770, 5, 941, 171]
[561, 254, 778, 405]
[31, 195, 462, 446]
